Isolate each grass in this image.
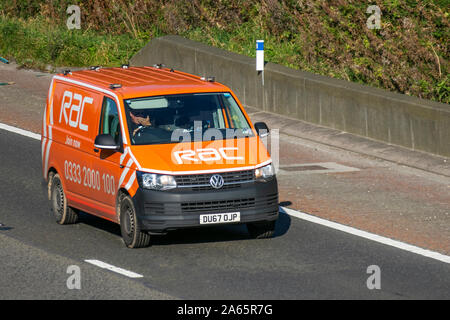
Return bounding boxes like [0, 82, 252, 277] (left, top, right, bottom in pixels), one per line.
[0, 17, 150, 70]
[0, 0, 448, 104]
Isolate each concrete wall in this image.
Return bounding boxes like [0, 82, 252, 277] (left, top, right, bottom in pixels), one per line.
[130, 35, 450, 158]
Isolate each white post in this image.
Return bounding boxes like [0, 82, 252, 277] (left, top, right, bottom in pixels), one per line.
[256, 40, 264, 86]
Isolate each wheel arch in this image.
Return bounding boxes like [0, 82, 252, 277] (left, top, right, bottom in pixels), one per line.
[115, 187, 130, 223]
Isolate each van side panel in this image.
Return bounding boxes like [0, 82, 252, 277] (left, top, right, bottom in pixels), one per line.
[44, 77, 141, 223]
[47, 80, 115, 219]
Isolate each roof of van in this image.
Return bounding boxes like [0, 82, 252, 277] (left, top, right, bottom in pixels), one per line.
[57, 66, 230, 98]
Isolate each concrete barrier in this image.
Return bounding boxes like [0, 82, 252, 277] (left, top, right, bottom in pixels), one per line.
[130, 35, 450, 158]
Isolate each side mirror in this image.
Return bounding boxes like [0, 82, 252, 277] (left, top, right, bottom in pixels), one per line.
[254, 122, 270, 138]
[94, 134, 119, 150]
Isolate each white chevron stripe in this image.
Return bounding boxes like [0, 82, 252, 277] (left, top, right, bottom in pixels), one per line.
[118, 158, 134, 187]
[124, 170, 136, 191]
[44, 127, 52, 177]
[120, 147, 129, 164]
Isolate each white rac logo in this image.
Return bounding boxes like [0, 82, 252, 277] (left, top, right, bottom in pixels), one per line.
[59, 90, 92, 131]
[173, 147, 244, 164]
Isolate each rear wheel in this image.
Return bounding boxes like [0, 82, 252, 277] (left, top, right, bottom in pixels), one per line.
[118, 193, 151, 248]
[247, 220, 276, 239]
[50, 173, 78, 224]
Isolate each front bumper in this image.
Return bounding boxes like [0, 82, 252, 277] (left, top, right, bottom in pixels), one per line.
[133, 178, 279, 233]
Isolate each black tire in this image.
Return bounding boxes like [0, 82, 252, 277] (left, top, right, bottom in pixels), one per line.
[50, 173, 78, 225]
[47, 171, 55, 201]
[118, 193, 151, 248]
[247, 220, 276, 239]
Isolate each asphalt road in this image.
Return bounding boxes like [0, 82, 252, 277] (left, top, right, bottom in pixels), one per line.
[1, 62, 449, 254]
[0, 129, 449, 300]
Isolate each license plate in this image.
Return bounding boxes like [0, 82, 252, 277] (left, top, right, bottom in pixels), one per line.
[199, 212, 240, 225]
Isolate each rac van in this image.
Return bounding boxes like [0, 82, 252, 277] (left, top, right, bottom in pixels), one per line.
[42, 65, 278, 248]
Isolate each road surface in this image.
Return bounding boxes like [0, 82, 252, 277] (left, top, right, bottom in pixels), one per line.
[0, 63, 449, 299]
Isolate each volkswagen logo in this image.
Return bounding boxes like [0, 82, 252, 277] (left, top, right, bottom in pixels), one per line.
[209, 174, 224, 189]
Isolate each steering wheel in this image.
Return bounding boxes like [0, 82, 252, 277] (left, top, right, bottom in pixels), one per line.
[133, 125, 151, 137]
[188, 121, 210, 132]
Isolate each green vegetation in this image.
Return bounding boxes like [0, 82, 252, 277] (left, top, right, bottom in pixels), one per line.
[0, 0, 448, 103]
[0, 17, 148, 69]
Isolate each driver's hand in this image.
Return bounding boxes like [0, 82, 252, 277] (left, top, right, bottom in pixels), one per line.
[133, 126, 143, 136]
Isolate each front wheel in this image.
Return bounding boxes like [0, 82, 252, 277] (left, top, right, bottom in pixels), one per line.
[246, 221, 276, 239]
[118, 193, 151, 248]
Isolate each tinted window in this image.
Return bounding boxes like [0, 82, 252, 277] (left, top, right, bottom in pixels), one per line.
[124, 93, 253, 145]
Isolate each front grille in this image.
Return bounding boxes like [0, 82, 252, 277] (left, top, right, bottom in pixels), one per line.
[175, 170, 255, 191]
[181, 198, 256, 213]
[144, 193, 278, 215]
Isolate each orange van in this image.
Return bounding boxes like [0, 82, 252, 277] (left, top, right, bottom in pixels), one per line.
[41, 65, 278, 248]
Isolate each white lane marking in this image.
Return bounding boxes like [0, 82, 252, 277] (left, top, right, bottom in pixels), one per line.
[85, 259, 143, 278]
[1, 122, 449, 265]
[0, 123, 41, 140]
[280, 206, 450, 264]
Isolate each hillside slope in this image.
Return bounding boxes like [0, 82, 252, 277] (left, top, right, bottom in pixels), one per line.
[0, 0, 448, 103]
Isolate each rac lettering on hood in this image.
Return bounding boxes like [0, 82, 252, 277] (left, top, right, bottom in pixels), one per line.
[174, 147, 243, 164]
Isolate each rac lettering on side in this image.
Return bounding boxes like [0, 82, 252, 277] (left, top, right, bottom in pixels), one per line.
[58, 90, 92, 131]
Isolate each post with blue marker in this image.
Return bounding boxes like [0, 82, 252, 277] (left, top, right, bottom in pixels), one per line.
[256, 40, 264, 86]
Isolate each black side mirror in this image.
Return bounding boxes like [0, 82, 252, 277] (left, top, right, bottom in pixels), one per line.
[254, 122, 270, 138]
[94, 134, 119, 150]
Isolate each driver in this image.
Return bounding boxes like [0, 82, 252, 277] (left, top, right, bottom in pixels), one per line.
[129, 109, 152, 136]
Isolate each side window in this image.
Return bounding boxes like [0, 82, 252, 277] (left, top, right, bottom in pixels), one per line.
[99, 97, 121, 144]
[221, 94, 249, 129]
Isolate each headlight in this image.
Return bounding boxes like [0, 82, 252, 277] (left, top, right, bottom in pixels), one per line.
[137, 172, 177, 190]
[255, 163, 275, 181]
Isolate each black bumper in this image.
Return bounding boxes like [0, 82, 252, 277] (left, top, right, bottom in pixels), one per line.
[133, 178, 279, 233]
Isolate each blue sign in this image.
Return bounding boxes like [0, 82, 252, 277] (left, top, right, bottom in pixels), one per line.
[256, 41, 264, 51]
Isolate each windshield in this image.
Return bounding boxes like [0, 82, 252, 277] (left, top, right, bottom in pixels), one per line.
[124, 92, 254, 145]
